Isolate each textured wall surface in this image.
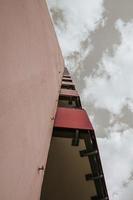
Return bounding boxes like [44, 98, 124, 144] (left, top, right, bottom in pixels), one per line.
[0, 0, 64, 199]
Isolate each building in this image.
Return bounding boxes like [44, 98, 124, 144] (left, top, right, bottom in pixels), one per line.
[0, 0, 109, 199]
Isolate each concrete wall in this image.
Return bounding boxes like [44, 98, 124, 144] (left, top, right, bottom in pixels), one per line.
[0, 0, 64, 199]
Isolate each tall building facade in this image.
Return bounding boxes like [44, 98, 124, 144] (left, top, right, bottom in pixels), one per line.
[0, 0, 64, 199]
[0, 0, 109, 200]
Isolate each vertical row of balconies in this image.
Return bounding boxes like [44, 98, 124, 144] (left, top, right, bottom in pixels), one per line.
[53, 68, 109, 200]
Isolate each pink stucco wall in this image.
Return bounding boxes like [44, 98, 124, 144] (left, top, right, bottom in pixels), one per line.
[0, 0, 64, 199]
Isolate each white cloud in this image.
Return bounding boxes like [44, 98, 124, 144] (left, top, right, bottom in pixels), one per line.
[46, 3, 133, 199]
[47, 0, 105, 72]
[98, 126, 133, 200]
[82, 19, 133, 114]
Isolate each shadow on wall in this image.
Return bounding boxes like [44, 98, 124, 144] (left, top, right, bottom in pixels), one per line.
[40, 137, 96, 200]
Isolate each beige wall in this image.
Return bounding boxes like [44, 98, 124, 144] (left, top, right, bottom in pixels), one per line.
[0, 0, 64, 199]
[42, 138, 96, 200]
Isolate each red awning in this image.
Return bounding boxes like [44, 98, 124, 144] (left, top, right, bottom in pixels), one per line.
[54, 107, 94, 130]
[60, 89, 79, 97]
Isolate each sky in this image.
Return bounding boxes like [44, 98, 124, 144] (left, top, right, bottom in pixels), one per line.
[47, 0, 133, 199]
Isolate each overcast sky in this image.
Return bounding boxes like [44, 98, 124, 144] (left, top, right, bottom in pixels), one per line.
[47, 1, 133, 199]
